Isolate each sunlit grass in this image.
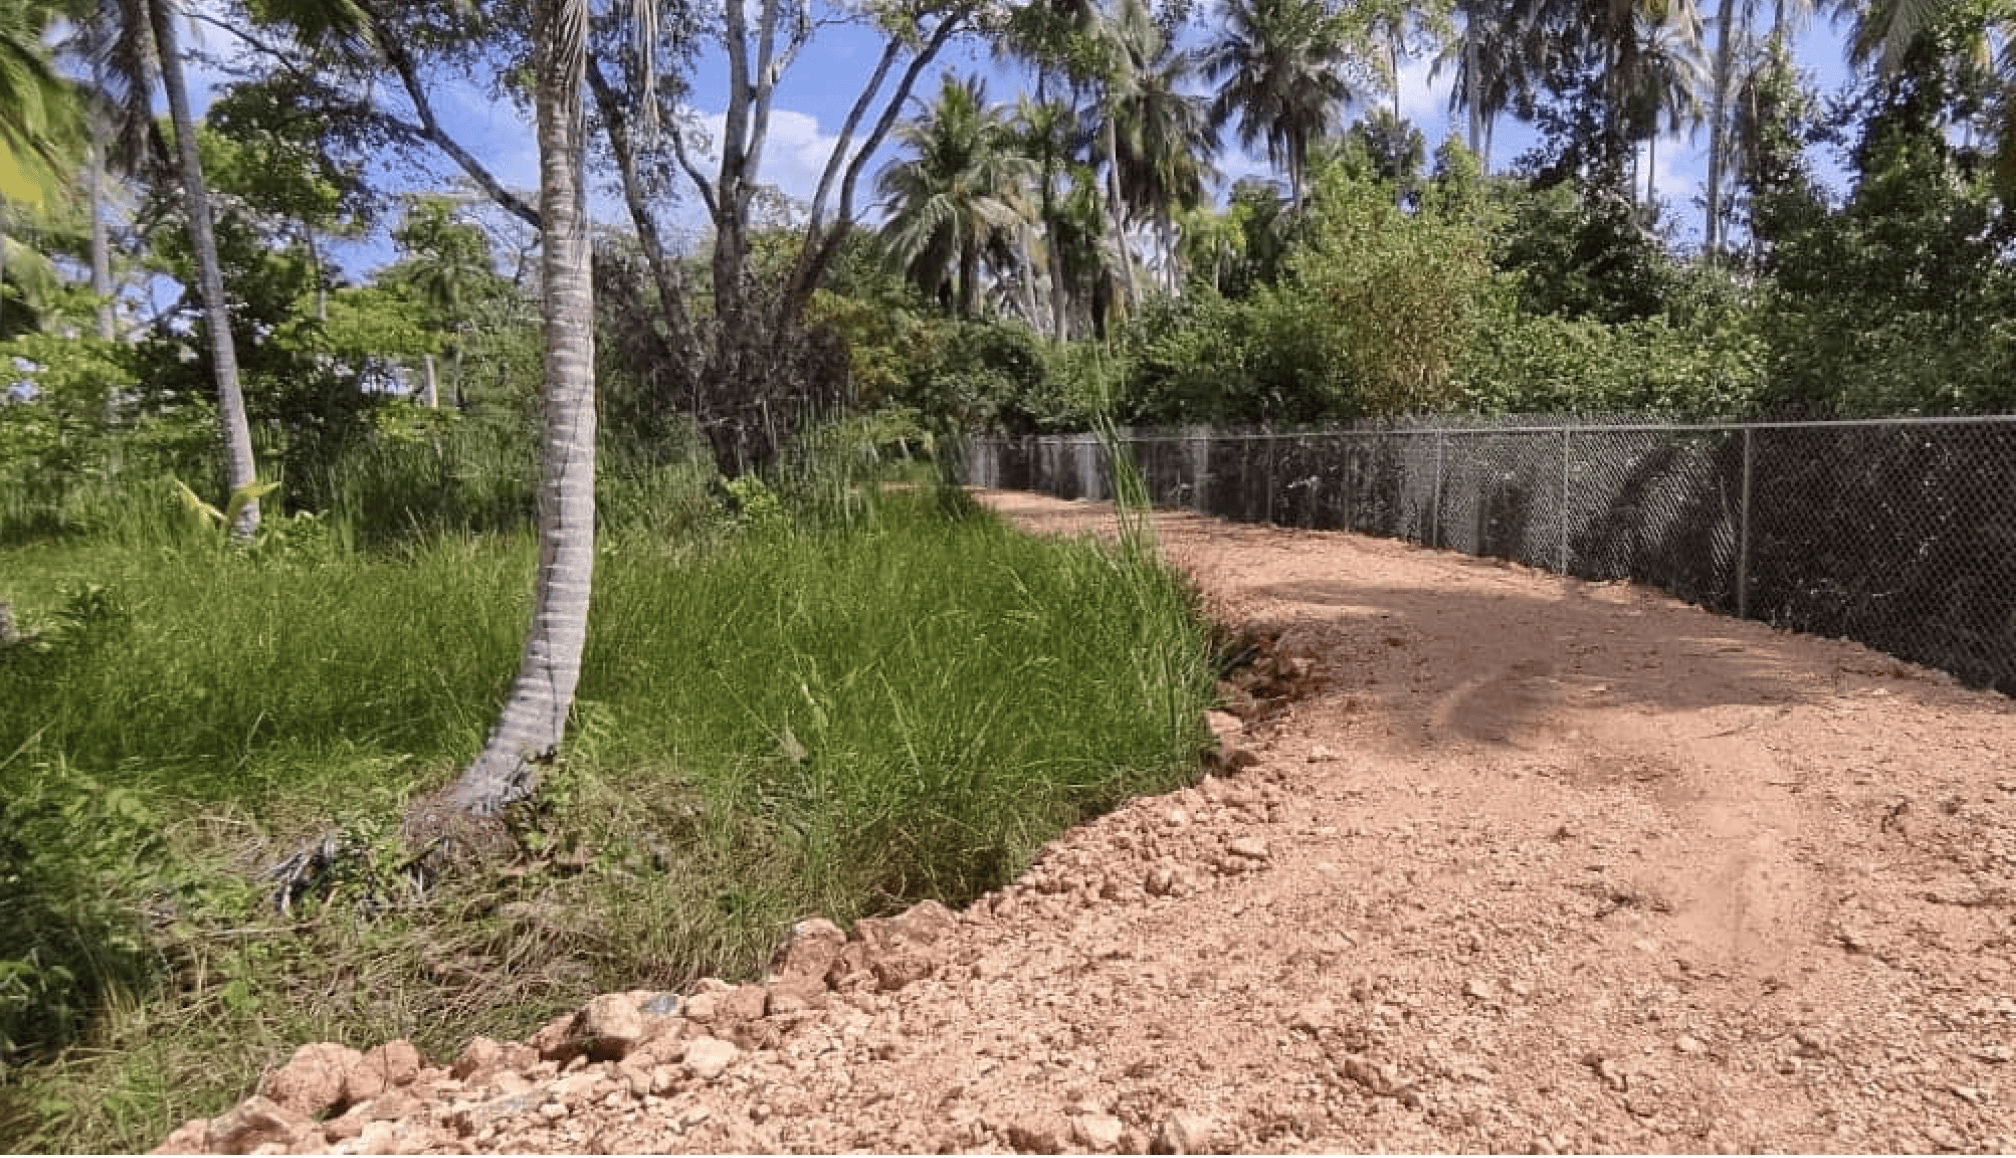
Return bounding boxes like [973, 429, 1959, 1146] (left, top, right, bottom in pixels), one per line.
[0, 475, 1216, 1153]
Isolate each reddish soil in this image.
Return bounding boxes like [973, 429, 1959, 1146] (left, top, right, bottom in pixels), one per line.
[160, 490, 2016, 1155]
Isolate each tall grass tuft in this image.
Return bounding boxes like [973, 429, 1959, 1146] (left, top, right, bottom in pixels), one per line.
[0, 470, 1218, 1153]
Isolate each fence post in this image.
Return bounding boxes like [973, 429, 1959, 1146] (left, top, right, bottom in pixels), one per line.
[1432, 431, 1444, 547]
[1264, 432, 1276, 525]
[1559, 427, 1571, 574]
[1737, 426, 1753, 620]
[1342, 434, 1353, 531]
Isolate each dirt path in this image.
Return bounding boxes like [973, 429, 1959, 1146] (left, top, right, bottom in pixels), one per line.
[162, 492, 2016, 1155]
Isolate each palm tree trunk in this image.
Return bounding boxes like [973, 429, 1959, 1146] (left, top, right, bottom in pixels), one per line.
[1103, 113, 1136, 314]
[437, 0, 595, 816]
[1705, 0, 1738, 260]
[421, 352, 440, 408]
[1018, 224, 1041, 328]
[89, 141, 113, 340]
[1645, 133, 1656, 216]
[150, 0, 260, 540]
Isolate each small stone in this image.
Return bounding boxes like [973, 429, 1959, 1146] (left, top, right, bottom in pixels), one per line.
[344, 1040, 424, 1105]
[1226, 837, 1269, 861]
[1075, 1114, 1127, 1151]
[1151, 1112, 1216, 1154]
[260, 1042, 362, 1118]
[1308, 745, 1337, 762]
[774, 917, 847, 985]
[872, 948, 936, 992]
[1676, 1035, 1706, 1055]
[204, 1096, 315, 1155]
[1146, 866, 1178, 896]
[527, 1011, 581, 1060]
[684, 1036, 739, 1081]
[680, 1104, 714, 1128]
[1632, 938, 1658, 954]
[1164, 808, 1191, 829]
[889, 899, 960, 944]
[450, 1037, 505, 1083]
[1006, 1112, 1073, 1154]
[577, 993, 646, 1059]
[1206, 710, 1245, 741]
[1464, 978, 1498, 1002]
[715, 984, 770, 1023]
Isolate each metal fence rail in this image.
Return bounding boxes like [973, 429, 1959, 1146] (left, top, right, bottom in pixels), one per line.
[964, 416, 2016, 696]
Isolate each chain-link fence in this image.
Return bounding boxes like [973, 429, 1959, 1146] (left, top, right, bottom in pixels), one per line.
[964, 416, 2016, 696]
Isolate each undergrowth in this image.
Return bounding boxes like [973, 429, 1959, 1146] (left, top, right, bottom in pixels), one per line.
[0, 459, 1215, 1152]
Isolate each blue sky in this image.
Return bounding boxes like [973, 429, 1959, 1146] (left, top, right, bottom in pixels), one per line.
[176, 2, 1867, 280]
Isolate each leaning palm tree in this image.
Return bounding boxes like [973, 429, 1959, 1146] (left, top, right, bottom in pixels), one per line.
[424, 0, 597, 822]
[1197, 0, 1359, 209]
[86, 0, 265, 537]
[876, 73, 1037, 317]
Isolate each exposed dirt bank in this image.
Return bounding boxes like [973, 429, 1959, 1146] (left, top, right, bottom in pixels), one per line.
[159, 490, 2016, 1154]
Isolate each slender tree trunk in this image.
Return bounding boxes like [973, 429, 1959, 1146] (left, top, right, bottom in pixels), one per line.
[1389, 33, 1402, 126]
[150, 0, 260, 539]
[957, 239, 978, 317]
[1018, 225, 1041, 328]
[421, 352, 440, 408]
[89, 141, 114, 340]
[1103, 112, 1135, 315]
[304, 227, 327, 321]
[1464, 36, 1485, 164]
[1705, 0, 1738, 259]
[436, 0, 595, 816]
[1645, 133, 1656, 216]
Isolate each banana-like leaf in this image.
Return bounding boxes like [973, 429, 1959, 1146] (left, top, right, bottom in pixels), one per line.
[170, 477, 226, 526]
[221, 481, 281, 532]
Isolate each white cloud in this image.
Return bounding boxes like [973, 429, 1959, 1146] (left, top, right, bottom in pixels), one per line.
[1393, 51, 1455, 140]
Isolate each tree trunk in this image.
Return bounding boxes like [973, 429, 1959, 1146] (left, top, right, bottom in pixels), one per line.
[1705, 0, 1738, 260]
[151, 0, 261, 540]
[421, 352, 440, 408]
[1102, 112, 1135, 314]
[434, 0, 595, 817]
[89, 140, 113, 340]
[1645, 133, 1656, 217]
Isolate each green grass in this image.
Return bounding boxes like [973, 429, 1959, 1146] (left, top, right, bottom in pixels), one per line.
[0, 478, 1217, 1153]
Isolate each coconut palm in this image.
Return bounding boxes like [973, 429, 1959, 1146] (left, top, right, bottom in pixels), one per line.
[1108, 26, 1220, 292]
[1434, 0, 1540, 168]
[1621, 10, 1707, 212]
[876, 73, 1037, 317]
[1010, 93, 1085, 338]
[1197, 0, 1359, 209]
[0, 0, 82, 207]
[69, 0, 268, 536]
